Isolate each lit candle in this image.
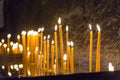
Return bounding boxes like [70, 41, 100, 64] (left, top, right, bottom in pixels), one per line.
[70, 41, 74, 73]
[54, 25, 58, 74]
[1, 39, 5, 53]
[21, 31, 27, 76]
[67, 42, 70, 73]
[108, 62, 114, 72]
[27, 51, 31, 76]
[58, 17, 64, 73]
[43, 36, 47, 74]
[17, 35, 20, 44]
[96, 24, 101, 72]
[3, 44, 7, 53]
[7, 34, 11, 50]
[51, 40, 55, 74]
[89, 24, 93, 72]
[47, 35, 50, 73]
[63, 54, 67, 74]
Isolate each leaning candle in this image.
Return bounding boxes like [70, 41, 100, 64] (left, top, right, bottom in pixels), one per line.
[58, 17, 64, 73]
[54, 25, 58, 74]
[89, 24, 93, 72]
[96, 24, 101, 72]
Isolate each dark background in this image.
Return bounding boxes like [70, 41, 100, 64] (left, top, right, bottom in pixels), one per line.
[0, 0, 120, 73]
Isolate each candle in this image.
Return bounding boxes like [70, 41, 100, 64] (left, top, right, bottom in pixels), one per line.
[21, 31, 27, 76]
[58, 17, 64, 73]
[0, 42, 2, 54]
[108, 62, 114, 71]
[7, 34, 11, 50]
[95, 24, 101, 72]
[67, 42, 70, 73]
[3, 44, 7, 53]
[1, 39, 5, 53]
[27, 51, 30, 76]
[51, 40, 55, 74]
[70, 41, 74, 73]
[89, 24, 93, 72]
[54, 25, 58, 74]
[47, 35, 50, 74]
[63, 54, 67, 74]
[43, 36, 47, 74]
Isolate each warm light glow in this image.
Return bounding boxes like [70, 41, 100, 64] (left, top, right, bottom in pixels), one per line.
[16, 68, 19, 71]
[14, 64, 18, 69]
[33, 31, 38, 36]
[54, 25, 57, 31]
[63, 54, 67, 61]
[10, 65, 14, 70]
[71, 41, 74, 47]
[67, 42, 70, 46]
[44, 36, 46, 40]
[1, 39, 4, 43]
[47, 35, 50, 39]
[0, 42, 2, 46]
[35, 47, 38, 52]
[41, 27, 44, 32]
[21, 31, 26, 35]
[7, 34, 11, 38]
[27, 51, 31, 56]
[96, 24, 101, 32]
[19, 64, 23, 68]
[28, 71, 31, 76]
[38, 28, 41, 32]
[58, 17, 61, 24]
[8, 72, 12, 76]
[2, 65, 5, 69]
[108, 62, 114, 72]
[7, 48, 10, 52]
[17, 35, 20, 39]
[66, 25, 68, 32]
[19, 44, 23, 52]
[89, 24, 92, 30]
[51, 40, 54, 45]
[10, 42, 13, 46]
[4, 44, 7, 48]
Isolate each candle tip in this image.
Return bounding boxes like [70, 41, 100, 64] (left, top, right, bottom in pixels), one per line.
[51, 40, 54, 45]
[63, 54, 67, 61]
[21, 31, 26, 35]
[7, 34, 11, 38]
[66, 25, 69, 32]
[54, 25, 57, 31]
[27, 51, 31, 56]
[71, 41, 74, 47]
[67, 42, 70, 46]
[47, 35, 50, 39]
[38, 28, 41, 32]
[41, 27, 44, 32]
[17, 35, 20, 39]
[1, 39, 4, 43]
[44, 36, 46, 40]
[108, 62, 114, 71]
[96, 24, 101, 32]
[89, 24, 92, 30]
[58, 17, 61, 24]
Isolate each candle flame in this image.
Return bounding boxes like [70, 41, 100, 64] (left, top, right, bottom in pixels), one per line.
[28, 70, 31, 76]
[1, 39, 4, 43]
[41, 27, 44, 32]
[27, 51, 31, 56]
[96, 24, 101, 32]
[19, 64, 23, 68]
[58, 17, 61, 24]
[17, 35, 20, 39]
[54, 25, 57, 31]
[63, 54, 67, 61]
[14, 64, 18, 69]
[8, 72, 12, 76]
[10, 41, 13, 46]
[47, 35, 50, 39]
[7, 48, 10, 52]
[7, 34, 11, 38]
[108, 62, 114, 71]
[4, 44, 7, 48]
[89, 24, 92, 30]
[51, 40, 54, 45]
[38, 28, 41, 32]
[66, 25, 69, 32]
[21, 31, 26, 35]
[44, 36, 46, 40]
[10, 65, 14, 69]
[2, 65, 5, 69]
[67, 42, 70, 46]
[71, 41, 74, 47]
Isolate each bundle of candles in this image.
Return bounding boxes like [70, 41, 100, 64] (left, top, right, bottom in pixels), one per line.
[0, 17, 74, 77]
